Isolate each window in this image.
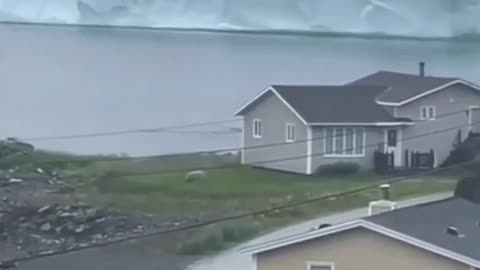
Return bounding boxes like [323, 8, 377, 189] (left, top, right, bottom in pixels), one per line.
[252, 119, 262, 138]
[308, 262, 334, 270]
[420, 106, 435, 120]
[285, 123, 295, 142]
[324, 127, 365, 156]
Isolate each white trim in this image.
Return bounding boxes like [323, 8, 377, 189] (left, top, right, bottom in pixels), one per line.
[242, 219, 480, 268]
[420, 105, 436, 120]
[468, 106, 480, 133]
[252, 254, 257, 270]
[398, 128, 403, 167]
[252, 118, 262, 139]
[385, 128, 403, 167]
[307, 261, 335, 270]
[376, 79, 480, 106]
[306, 126, 313, 175]
[309, 122, 414, 127]
[235, 86, 308, 125]
[241, 117, 245, 164]
[285, 123, 296, 143]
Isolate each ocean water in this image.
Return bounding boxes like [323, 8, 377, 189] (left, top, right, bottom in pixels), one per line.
[0, 23, 479, 155]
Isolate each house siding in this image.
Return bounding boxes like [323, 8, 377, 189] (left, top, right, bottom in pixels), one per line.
[242, 92, 309, 174]
[396, 84, 480, 165]
[256, 227, 469, 270]
[311, 127, 385, 171]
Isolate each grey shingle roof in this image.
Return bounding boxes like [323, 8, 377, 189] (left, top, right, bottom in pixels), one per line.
[349, 71, 458, 103]
[365, 197, 480, 261]
[271, 85, 399, 123]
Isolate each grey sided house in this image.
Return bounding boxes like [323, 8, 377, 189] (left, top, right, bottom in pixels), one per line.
[242, 197, 480, 270]
[235, 65, 480, 174]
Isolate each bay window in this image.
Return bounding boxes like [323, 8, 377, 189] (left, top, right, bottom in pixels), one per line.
[324, 127, 365, 156]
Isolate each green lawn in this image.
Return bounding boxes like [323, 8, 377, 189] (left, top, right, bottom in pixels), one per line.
[72, 164, 456, 217]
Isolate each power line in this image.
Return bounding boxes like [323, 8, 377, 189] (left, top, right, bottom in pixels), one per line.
[67, 118, 477, 178]
[1, 119, 475, 265]
[2, 158, 471, 266]
[16, 109, 470, 166]
[18, 119, 241, 142]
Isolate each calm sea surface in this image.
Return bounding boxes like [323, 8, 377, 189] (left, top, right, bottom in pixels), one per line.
[0, 23, 479, 155]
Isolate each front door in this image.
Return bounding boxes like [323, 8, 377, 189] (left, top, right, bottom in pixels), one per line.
[385, 129, 402, 167]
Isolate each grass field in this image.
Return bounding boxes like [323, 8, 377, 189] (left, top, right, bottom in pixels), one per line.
[65, 160, 456, 255]
[10, 150, 458, 255]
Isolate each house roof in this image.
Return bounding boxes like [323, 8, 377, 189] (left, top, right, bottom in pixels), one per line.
[242, 197, 480, 267]
[235, 85, 411, 125]
[366, 197, 480, 262]
[348, 71, 475, 105]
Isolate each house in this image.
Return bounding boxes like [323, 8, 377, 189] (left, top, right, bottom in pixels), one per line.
[242, 196, 480, 270]
[235, 63, 480, 174]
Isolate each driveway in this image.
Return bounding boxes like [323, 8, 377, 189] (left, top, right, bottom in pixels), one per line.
[188, 193, 452, 270]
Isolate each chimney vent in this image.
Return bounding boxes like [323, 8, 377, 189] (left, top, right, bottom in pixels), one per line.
[419, 62, 425, 77]
[446, 226, 463, 237]
[379, 184, 391, 200]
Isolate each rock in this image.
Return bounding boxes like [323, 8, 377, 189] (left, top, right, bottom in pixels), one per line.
[8, 178, 23, 183]
[185, 170, 208, 182]
[40, 222, 52, 232]
[74, 224, 87, 234]
[0, 260, 17, 269]
[38, 205, 53, 215]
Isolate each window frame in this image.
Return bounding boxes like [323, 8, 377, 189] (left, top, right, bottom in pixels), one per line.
[307, 261, 335, 270]
[285, 123, 296, 142]
[252, 119, 262, 138]
[323, 127, 366, 157]
[420, 106, 436, 120]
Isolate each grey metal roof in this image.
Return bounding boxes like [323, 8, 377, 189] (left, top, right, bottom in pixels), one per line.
[365, 197, 480, 261]
[349, 71, 458, 103]
[271, 85, 399, 123]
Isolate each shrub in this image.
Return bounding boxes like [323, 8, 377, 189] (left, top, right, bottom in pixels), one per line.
[221, 224, 258, 242]
[442, 136, 480, 167]
[315, 162, 360, 175]
[176, 231, 223, 255]
[454, 177, 480, 204]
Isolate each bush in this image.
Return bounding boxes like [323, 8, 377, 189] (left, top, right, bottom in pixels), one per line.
[221, 224, 258, 242]
[315, 162, 360, 175]
[176, 231, 223, 255]
[442, 136, 480, 167]
[454, 177, 480, 204]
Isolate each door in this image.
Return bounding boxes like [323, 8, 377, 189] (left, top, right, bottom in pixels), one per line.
[469, 107, 480, 134]
[385, 129, 402, 167]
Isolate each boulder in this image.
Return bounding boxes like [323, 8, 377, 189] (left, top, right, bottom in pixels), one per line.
[185, 170, 208, 182]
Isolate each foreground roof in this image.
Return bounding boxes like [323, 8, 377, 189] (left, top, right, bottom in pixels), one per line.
[235, 85, 410, 125]
[243, 197, 480, 267]
[348, 71, 476, 105]
[366, 197, 480, 262]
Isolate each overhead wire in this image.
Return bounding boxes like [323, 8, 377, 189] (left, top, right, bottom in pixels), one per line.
[18, 119, 241, 142]
[53, 118, 479, 178]
[14, 108, 470, 166]
[1, 119, 476, 265]
[2, 159, 472, 266]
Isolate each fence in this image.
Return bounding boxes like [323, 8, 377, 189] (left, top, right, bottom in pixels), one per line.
[405, 149, 435, 169]
[373, 151, 394, 173]
[374, 149, 435, 172]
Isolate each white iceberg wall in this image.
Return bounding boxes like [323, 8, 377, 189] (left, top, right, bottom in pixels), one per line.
[0, 0, 479, 37]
